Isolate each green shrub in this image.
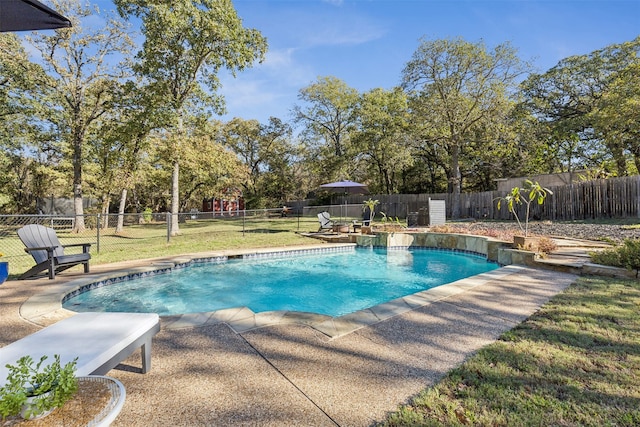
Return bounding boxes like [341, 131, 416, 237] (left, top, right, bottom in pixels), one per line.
[591, 238, 640, 277]
[143, 207, 153, 223]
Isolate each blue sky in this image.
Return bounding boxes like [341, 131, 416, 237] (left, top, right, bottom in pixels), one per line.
[91, 0, 639, 124]
[216, 0, 640, 122]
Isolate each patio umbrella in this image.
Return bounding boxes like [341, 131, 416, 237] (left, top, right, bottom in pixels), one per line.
[0, 0, 72, 32]
[319, 180, 369, 222]
[320, 180, 369, 195]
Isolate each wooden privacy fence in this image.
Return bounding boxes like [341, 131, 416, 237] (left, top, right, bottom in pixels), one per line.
[340, 176, 640, 221]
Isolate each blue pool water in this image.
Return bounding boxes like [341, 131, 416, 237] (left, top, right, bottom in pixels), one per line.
[64, 248, 499, 317]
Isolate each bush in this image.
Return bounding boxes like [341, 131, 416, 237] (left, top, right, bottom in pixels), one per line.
[143, 208, 153, 223]
[591, 238, 640, 277]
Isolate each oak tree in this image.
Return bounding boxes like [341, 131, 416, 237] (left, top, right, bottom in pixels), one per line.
[28, 0, 133, 231]
[116, 0, 267, 235]
[402, 37, 529, 218]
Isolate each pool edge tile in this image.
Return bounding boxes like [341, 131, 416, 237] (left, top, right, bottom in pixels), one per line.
[369, 298, 414, 321]
[21, 245, 507, 340]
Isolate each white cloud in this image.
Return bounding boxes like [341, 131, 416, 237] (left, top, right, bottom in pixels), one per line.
[221, 78, 278, 110]
[262, 48, 315, 85]
[217, 1, 389, 122]
[300, 12, 387, 47]
[305, 22, 386, 47]
[262, 2, 387, 49]
[219, 47, 317, 122]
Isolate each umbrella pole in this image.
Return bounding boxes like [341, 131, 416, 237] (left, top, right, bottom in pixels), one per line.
[342, 190, 348, 224]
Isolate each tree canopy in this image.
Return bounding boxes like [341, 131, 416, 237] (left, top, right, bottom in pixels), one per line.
[2, 27, 639, 219]
[115, 0, 267, 234]
[293, 76, 360, 182]
[521, 36, 640, 177]
[402, 37, 530, 218]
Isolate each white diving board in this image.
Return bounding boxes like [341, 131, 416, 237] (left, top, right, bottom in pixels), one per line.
[0, 312, 161, 386]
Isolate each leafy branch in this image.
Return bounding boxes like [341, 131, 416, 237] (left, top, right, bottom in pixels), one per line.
[496, 180, 553, 237]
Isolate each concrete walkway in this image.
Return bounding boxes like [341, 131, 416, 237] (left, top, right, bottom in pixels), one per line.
[0, 256, 578, 426]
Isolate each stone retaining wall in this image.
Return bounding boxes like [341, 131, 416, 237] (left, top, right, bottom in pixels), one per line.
[355, 231, 638, 278]
[356, 232, 536, 266]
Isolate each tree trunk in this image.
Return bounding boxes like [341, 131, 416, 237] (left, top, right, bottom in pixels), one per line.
[73, 188, 85, 232]
[72, 126, 86, 232]
[170, 160, 180, 236]
[72, 163, 85, 231]
[131, 185, 146, 225]
[116, 188, 127, 233]
[450, 141, 461, 219]
[101, 196, 110, 229]
[170, 112, 185, 236]
[632, 147, 640, 176]
[608, 139, 628, 177]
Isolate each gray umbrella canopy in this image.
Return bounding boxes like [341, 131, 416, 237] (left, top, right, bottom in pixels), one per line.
[319, 180, 368, 195]
[0, 0, 71, 32]
[320, 180, 368, 222]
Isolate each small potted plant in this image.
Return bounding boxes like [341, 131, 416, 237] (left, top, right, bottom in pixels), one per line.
[495, 180, 552, 248]
[0, 354, 78, 420]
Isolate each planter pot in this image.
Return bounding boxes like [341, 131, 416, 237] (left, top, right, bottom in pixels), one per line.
[0, 261, 8, 284]
[14, 376, 125, 426]
[20, 390, 54, 420]
[513, 236, 538, 250]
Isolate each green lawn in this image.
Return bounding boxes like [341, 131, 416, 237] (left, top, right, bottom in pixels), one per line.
[1, 216, 323, 278]
[379, 275, 640, 426]
[90, 216, 322, 263]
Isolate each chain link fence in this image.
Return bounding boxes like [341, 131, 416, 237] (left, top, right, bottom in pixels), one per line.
[0, 208, 333, 279]
[0, 204, 420, 279]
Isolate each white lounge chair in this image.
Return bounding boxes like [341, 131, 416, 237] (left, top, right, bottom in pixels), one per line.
[317, 211, 334, 231]
[0, 312, 161, 386]
[17, 224, 91, 280]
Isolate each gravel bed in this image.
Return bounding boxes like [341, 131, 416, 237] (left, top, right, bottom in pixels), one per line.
[454, 221, 640, 244]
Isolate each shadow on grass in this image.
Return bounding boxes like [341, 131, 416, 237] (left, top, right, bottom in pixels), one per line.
[102, 234, 148, 240]
[242, 229, 289, 234]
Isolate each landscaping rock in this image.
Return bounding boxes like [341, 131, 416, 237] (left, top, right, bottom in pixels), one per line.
[456, 221, 640, 244]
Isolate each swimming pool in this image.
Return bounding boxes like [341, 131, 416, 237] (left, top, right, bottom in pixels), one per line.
[63, 247, 499, 317]
[63, 248, 498, 316]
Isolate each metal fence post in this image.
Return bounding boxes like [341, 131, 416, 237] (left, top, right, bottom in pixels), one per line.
[96, 213, 101, 253]
[242, 210, 246, 236]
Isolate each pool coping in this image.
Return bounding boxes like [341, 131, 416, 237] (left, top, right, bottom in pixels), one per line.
[20, 243, 511, 339]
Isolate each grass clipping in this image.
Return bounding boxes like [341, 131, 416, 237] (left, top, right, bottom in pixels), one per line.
[380, 276, 640, 426]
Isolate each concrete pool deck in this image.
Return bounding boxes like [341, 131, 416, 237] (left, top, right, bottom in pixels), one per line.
[0, 245, 579, 426]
